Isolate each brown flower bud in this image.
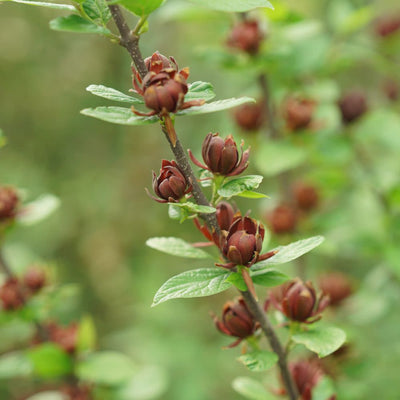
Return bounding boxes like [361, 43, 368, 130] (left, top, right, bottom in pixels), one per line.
[338, 91, 368, 124]
[227, 20, 264, 55]
[234, 101, 265, 132]
[318, 272, 353, 307]
[374, 14, 400, 37]
[284, 97, 315, 131]
[383, 80, 399, 102]
[61, 385, 92, 400]
[268, 205, 298, 235]
[150, 160, 192, 203]
[293, 183, 319, 211]
[47, 322, 79, 354]
[269, 279, 329, 323]
[189, 133, 250, 177]
[23, 267, 46, 294]
[144, 51, 177, 74]
[213, 297, 257, 347]
[0, 186, 19, 222]
[0, 278, 24, 311]
[216, 201, 235, 231]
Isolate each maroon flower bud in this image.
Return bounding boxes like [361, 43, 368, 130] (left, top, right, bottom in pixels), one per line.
[227, 20, 264, 55]
[149, 159, 192, 203]
[233, 101, 265, 132]
[189, 133, 250, 177]
[338, 91, 368, 124]
[0, 186, 19, 222]
[269, 278, 329, 323]
[268, 205, 298, 235]
[144, 51, 177, 74]
[318, 272, 353, 307]
[216, 201, 235, 231]
[47, 322, 78, 354]
[284, 97, 315, 131]
[374, 14, 400, 37]
[61, 385, 93, 400]
[23, 267, 46, 294]
[212, 297, 257, 347]
[0, 278, 24, 311]
[383, 80, 399, 102]
[293, 183, 319, 212]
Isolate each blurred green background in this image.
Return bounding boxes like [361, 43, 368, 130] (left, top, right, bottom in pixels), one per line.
[1, 0, 400, 398]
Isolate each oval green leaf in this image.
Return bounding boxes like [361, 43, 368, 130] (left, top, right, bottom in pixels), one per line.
[218, 175, 263, 198]
[232, 377, 272, 400]
[251, 269, 290, 287]
[185, 81, 216, 102]
[50, 15, 112, 35]
[237, 350, 278, 372]
[152, 268, 232, 306]
[118, 0, 164, 16]
[17, 194, 60, 226]
[172, 202, 216, 214]
[86, 85, 144, 104]
[146, 237, 212, 259]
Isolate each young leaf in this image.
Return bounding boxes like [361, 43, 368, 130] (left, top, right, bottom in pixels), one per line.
[4, 0, 75, 10]
[118, 0, 164, 17]
[81, 106, 158, 125]
[313, 376, 336, 400]
[172, 202, 216, 214]
[50, 15, 112, 35]
[76, 315, 97, 354]
[146, 237, 212, 259]
[185, 81, 216, 102]
[225, 271, 247, 291]
[17, 194, 60, 226]
[76, 351, 136, 385]
[253, 236, 325, 270]
[152, 268, 232, 306]
[218, 175, 263, 198]
[86, 85, 144, 104]
[188, 0, 273, 12]
[292, 325, 346, 358]
[251, 269, 290, 287]
[0, 351, 32, 379]
[237, 351, 278, 372]
[176, 97, 255, 116]
[232, 377, 272, 400]
[236, 190, 268, 199]
[82, 0, 111, 25]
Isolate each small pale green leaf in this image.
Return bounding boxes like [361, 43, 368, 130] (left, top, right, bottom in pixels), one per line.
[118, 0, 164, 16]
[76, 351, 136, 385]
[86, 85, 144, 104]
[225, 272, 247, 291]
[82, 0, 111, 24]
[25, 392, 66, 400]
[81, 106, 158, 125]
[232, 377, 272, 400]
[313, 376, 336, 400]
[76, 315, 97, 354]
[27, 343, 73, 378]
[236, 190, 268, 199]
[17, 194, 60, 226]
[253, 236, 325, 270]
[172, 202, 216, 214]
[0, 351, 32, 379]
[4, 0, 75, 10]
[176, 97, 255, 116]
[168, 204, 183, 221]
[152, 268, 232, 306]
[251, 269, 290, 287]
[185, 81, 216, 102]
[237, 351, 278, 372]
[146, 237, 212, 259]
[0, 129, 7, 148]
[50, 15, 111, 35]
[292, 326, 346, 358]
[218, 175, 263, 198]
[188, 0, 273, 12]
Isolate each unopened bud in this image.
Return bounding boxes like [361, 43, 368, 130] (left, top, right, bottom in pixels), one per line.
[268, 205, 298, 235]
[338, 91, 367, 124]
[234, 101, 265, 132]
[227, 20, 264, 55]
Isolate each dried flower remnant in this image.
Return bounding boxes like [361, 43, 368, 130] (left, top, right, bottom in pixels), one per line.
[189, 133, 250, 177]
[234, 101, 265, 132]
[318, 272, 353, 307]
[269, 278, 329, 323]
[338, 91, 368, 124]
[212, 297, 258, 348]
[227, 20, 264, 55]
[268, 205, 298, 235]
[284, 97, 315, 132]
[148, 160, 192, 204]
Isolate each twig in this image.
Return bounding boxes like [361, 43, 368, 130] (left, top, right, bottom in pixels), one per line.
[258, 73, 279, 139]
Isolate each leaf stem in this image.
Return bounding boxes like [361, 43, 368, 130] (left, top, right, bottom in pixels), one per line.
[133, 15, 148, 36]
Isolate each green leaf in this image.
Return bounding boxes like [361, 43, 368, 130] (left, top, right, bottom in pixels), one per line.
[185, 81, 216, 102]
[0, 351, 32, 379]
[118, 0, 164, 17]
[254, 141, 307, 177]
[86, 84, 144, 104]
[236, 191, 268, 199]
[253, 236, 325, 270]
[49, 15, 111, 35]
[176, 97, 255, 116]
[313, 376, 336, 400]
[292, 325, 346, 358]
[251, 269, 290, 287]
[0, 129, 7, 148]
[172, 202, 216, 214]
[188, 0, 273, 12]
[237, 351, 278, 372]
[146, 237, 212, 259]
[27, 343, 73, 378]
[76, 315, 97, 354]
[82, 0, 111, 24]
[152, 268, 232, 306]
[4, 0, 75, 10]
[168, 203, 186, 222]
[218, 175, 263, 198]
[17, 194, 60, 226]
[76, 351, 136, 385]
[225, 272, 247, 291]
[25, 392, 66, 400]
[232, 377, 272, 400]
[81, 106, 158, 125]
